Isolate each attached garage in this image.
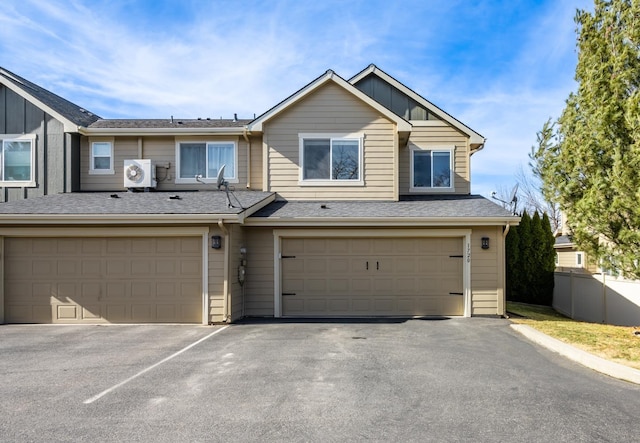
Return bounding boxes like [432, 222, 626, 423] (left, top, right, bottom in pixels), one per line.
[4, 235, 203, 324]
[276, 231, 470, 318]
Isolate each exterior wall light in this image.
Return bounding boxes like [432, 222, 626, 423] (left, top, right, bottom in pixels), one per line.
[481, 237, 490, 250]
[212, 235, 222, 249]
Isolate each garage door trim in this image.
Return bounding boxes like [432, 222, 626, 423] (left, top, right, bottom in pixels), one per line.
[0, 227, 210, 325]
[273, 229, 472, 318]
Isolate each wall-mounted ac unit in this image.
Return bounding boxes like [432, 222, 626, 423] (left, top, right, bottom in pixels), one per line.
[124, 159, 157, 189]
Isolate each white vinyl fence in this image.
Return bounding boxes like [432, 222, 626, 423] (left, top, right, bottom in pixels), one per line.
[553, 272, 640, 326]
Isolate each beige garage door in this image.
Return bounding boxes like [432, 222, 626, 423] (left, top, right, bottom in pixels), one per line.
[4, 237, 202, 324]
[281, 237, 464, 317]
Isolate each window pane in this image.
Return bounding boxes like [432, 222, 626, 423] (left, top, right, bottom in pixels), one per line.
[207, 143, 235, 179]
[94, 157, 111, 170]
[432, 151, 451, 187]
[3, 141, 32, 181]
[413, 150, 432, 187]
[331, 140, 359, 180]
[92, 142, 111, 157]
[180, 143, 206, 178]
[303, 139, 330, 179]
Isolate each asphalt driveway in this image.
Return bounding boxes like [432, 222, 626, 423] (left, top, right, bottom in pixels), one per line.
[1, 318, 639, 442]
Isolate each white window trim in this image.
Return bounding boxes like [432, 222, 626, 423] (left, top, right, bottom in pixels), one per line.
[576, 251, 584, 268]
[0, 133, 37, 187]
[175, 140, 239, 184]
[89, 138, 115, 175]
[409, 145, 455, 193]
[298, 133, 364, 186]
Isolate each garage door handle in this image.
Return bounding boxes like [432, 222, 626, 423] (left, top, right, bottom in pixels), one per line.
[449, 292, 464, 295]
[282, 292, 296, 296]
[449, 255, 463, 258]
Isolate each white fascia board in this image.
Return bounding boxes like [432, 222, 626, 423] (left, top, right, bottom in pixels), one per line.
[79, 127, 249, 137]
[249, 70, 411, 133]
[0, 214, 244, 225]
[0, 77, 81, 133]
[349, 65, 485, 146]
[244, 216, 521, 227]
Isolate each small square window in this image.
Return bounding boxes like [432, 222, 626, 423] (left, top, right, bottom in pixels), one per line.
[410, 147, 453, 191]
[90, 141, 114, 174]
[300, 135, 361, 182]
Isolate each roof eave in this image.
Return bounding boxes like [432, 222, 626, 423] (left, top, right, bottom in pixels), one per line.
[79, 127, 249, 136]
[245, 216, 521, 227]
[0, 213, 245, 225]
[349, 64, 484, 144]
[249, 70, 411, 133]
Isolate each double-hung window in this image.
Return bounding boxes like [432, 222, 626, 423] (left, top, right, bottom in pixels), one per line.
[89, 139, 114, 174]
[176, 141, 237, 183]
[0, 134, 36, 187]
[410, 146, 454, 191]
[300, 134, 362, 183]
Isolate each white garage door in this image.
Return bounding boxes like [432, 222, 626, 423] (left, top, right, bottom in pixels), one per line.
[4, 237, 202, 323]
[281, 237, 464, 317]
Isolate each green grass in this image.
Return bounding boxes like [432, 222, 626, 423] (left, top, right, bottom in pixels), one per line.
[507, 302, 640, 370]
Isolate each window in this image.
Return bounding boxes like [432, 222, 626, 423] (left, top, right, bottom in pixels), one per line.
[90, 141, 114, 174]
[300, 135, 362, 182]
[555, 253, 559, 266]
[576, 252, 584, 268]
[410, 147, 453, 191]
[176, 141, 236, 183]
[0, 135, 35, 187]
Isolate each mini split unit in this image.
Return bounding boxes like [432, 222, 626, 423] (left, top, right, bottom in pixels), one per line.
[123, 159, 157, 189]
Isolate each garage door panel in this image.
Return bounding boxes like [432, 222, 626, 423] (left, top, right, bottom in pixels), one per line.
[5, 237, 202, 324]
[282, 237, 464, 317]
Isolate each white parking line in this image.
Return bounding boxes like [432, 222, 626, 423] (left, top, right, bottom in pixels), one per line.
[83, 326, 229, 404]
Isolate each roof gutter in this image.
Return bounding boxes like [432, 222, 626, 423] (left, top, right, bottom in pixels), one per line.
[244, 216, 521, 227]
[78, 127, 248, 136]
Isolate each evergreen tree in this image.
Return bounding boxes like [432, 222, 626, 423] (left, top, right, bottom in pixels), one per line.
[531, 0, 640, 279]
[515, 211, 532, 302]
[530, 212, 545, 303]
[505, 224, 520, 300]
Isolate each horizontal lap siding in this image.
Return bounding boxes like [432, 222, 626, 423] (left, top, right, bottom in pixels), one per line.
[399, 124, 470, 195]
[471, 226, 503, 315]
[265, 83, 396, 200]
[81, 136, 252, 191]
[208, 226, 225, 323]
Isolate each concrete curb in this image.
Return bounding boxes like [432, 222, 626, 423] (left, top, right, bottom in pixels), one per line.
[510, 324, 640, 385]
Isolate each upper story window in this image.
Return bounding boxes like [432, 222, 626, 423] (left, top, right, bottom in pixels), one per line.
[299, 134, 363, 184]
[90, 140, 114, 174]
[0, 134, 36, 187]
[176, 141, 237, 183]
[410, 146, 454, 192]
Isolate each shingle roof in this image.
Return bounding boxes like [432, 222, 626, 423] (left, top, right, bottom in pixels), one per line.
[88, 118, 252, 129]
[555, 235, 574, 246]
[250, 195, 516, 220]
[0, 67, 101, 127]
[0, 191, 274, 216]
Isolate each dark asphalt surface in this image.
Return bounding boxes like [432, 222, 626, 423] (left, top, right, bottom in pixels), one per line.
[1, 318, 639, 442]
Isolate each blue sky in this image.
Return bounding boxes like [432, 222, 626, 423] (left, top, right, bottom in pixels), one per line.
[0, 0, 592, 197]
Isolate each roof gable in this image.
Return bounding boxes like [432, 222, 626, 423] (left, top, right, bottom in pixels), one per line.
[350, 65, 485, 150]
[249, 69, 411, 132]
[0, 67, 100, 131]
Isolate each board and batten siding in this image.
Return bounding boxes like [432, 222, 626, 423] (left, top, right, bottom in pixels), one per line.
[470, 226, 504, 316]
[0, 85, 76, 201]
[263, 83, 397, 200]
[81, 135, 253, 191]
[399, 124, 470, 195]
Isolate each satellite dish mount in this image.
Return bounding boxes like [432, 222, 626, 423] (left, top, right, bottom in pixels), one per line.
[491, 184, 518, 215]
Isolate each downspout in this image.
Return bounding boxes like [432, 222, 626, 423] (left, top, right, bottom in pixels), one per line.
[503, 222, 511, 238]
[218, 219, 231, 322]
[243, 129, 251, 189]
